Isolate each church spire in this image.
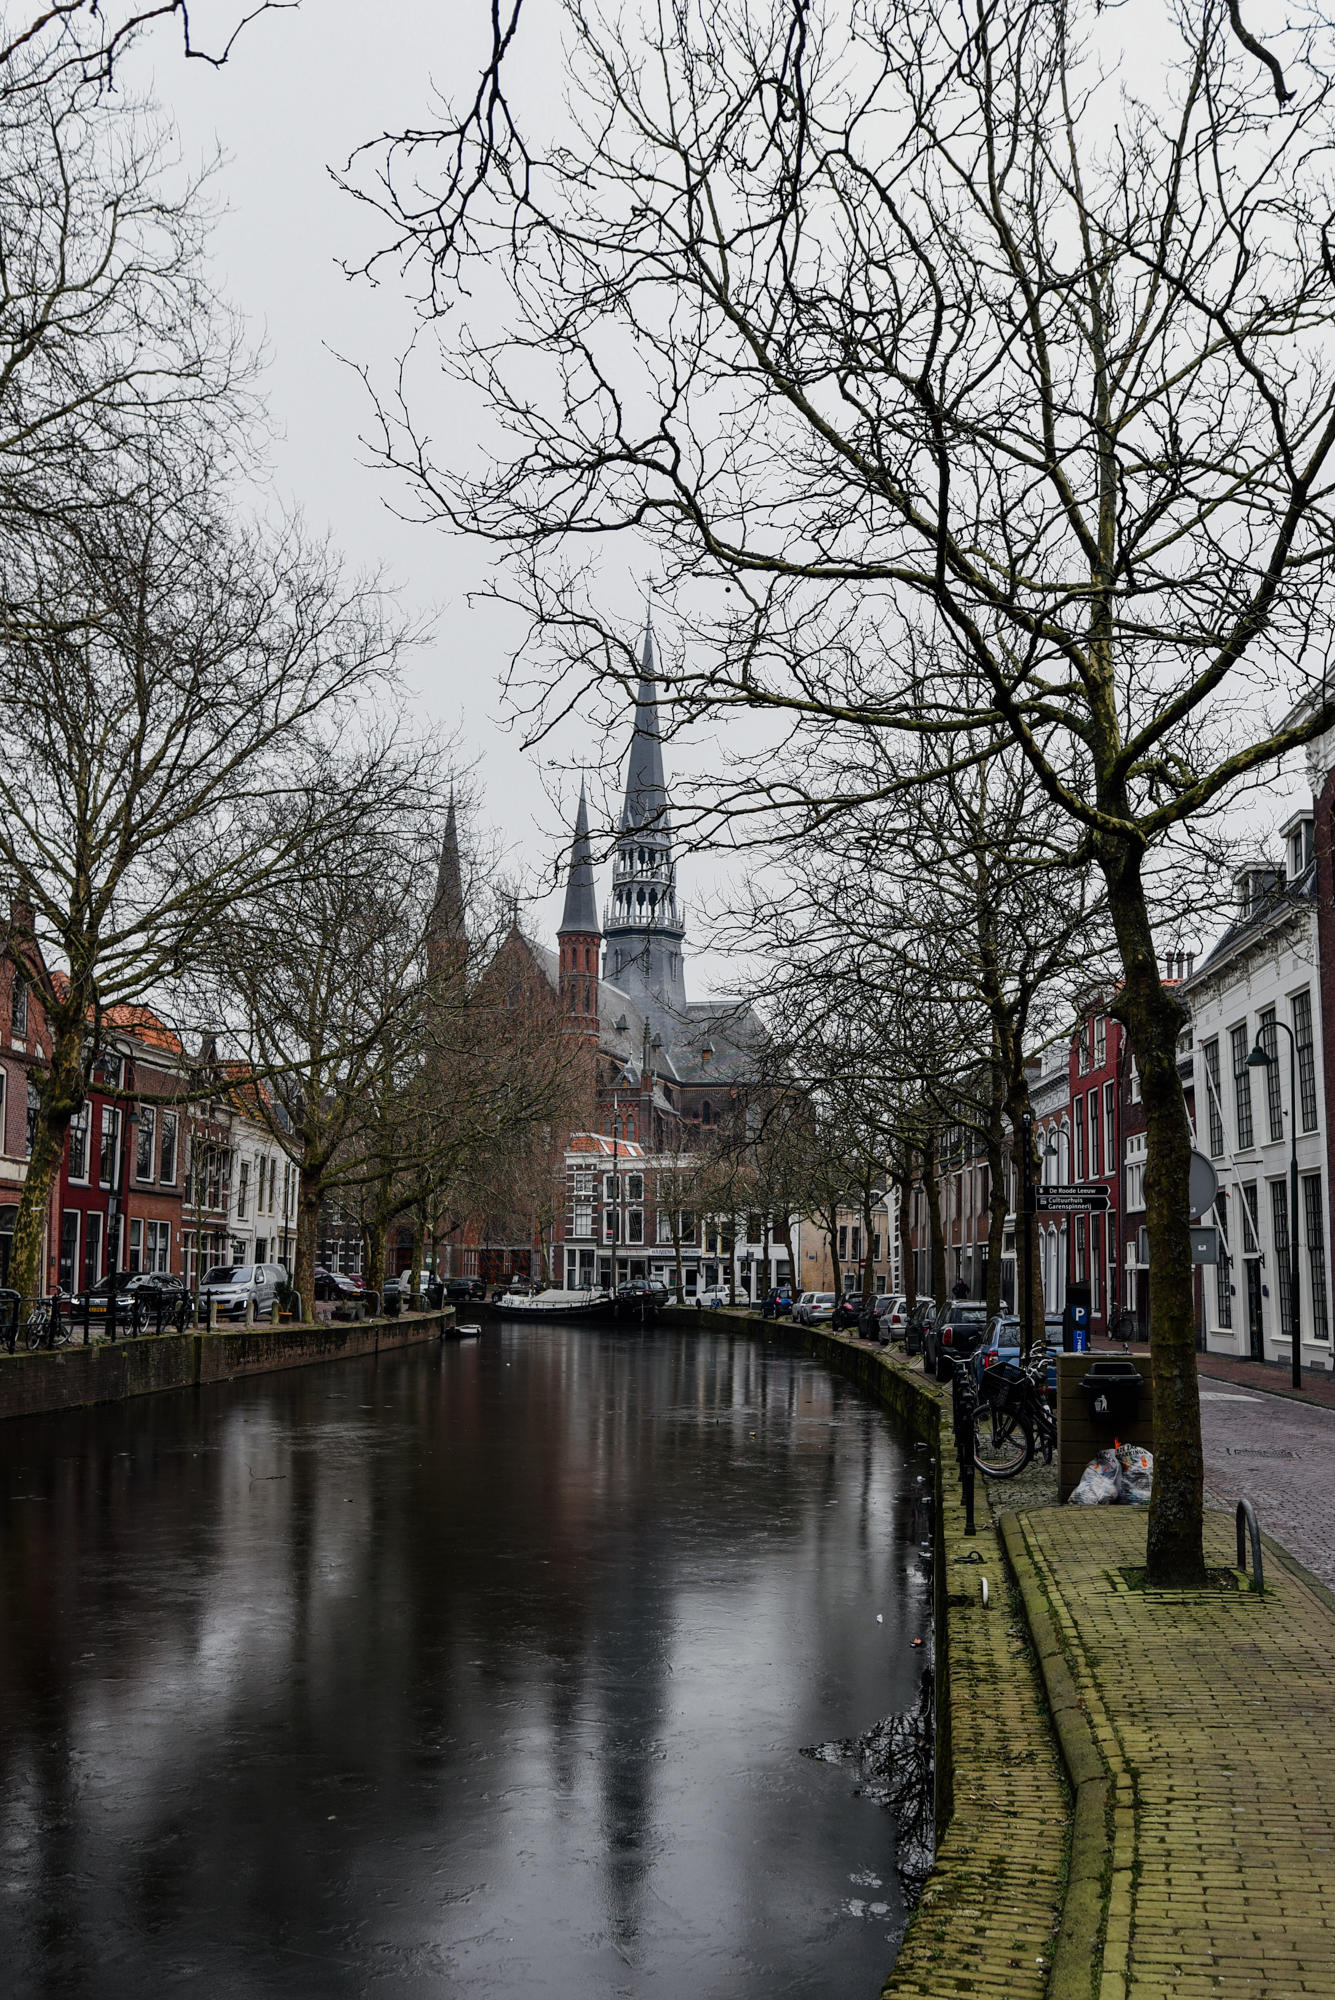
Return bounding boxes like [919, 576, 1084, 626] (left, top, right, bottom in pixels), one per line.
[620, 613, 669, 833]
[428, 795, 466, 984]
[558, 781, 599, 935]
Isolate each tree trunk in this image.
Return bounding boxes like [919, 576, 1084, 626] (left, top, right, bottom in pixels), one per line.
[861, 1191, 876, 1302]
[896, 1176, 917, 1308]
[364, 1215, 387, 1303]
[779, 1215, 798, 1298]
[923, 1135, 947, 1306]
[10, 1022, 84, 1300]
[295, 1172, 322, 1323]
[1105, 850, 1204, 1587]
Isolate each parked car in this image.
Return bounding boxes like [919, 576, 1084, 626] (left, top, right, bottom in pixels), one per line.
[71, 1271, 189, 1326]
[381, 1273, 444, 1312]
[313, 1266, 362, 1303]
[803, 1292, 837, 1324]
[199, 1262, 288, 1320]
[445, 1277, 486, 1302]
[923, 1299, 992, 1377]
[903, 1298, 938, 1356]
[761, 1288, 793, 1318]
[858, 1292, 904, 1341]
[830, 1293, 865, 1330]
[971, 1314, 1065, 1398]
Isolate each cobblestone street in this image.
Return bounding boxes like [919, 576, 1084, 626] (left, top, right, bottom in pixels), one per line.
[1200, 1383, 1335, 1588]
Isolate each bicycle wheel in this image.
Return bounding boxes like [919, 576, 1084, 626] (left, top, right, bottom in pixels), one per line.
[972, 1395, 1034, 1477]
[51, 1302, 71, 1346]
[24, 1303, 50, 1352]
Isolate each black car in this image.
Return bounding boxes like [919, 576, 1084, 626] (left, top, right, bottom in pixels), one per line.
[903, 1299, 938, 1356]
[446, 1277, 486, 1302]
[70, 1271, 189, 1331]
[923, 1299, 992, 1378]
[314, 1267, 363, 1303]
[856, 1293, 896, 1341]
[830, 1294, 865, 1330]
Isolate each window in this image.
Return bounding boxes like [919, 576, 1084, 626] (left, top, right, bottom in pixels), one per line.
[1271, 1181, 1294, 1337]
[701, 1100, 712, 1126]
[603, 1173, 617, 1202]
[1215, 1189, 1232, 1328]
[747, 1213, 763, 1243]
[1094, 1016, 1107, 1066]
[145, 1220, 170, 1275]
[680, 1211, 697, 1245]
[872, 1231, 881, 1261]
[159, 1111, 177, 1185]
[574, 1169, 594, 1196]
[1125, 1133, 1147, 1211]
[1103, 1081, 1116, 1174]
[58, 1212, 79, 1292]
[1076, 1021, 1090, 1074]
[136, 1106, 156, 1180]
[656, 1211, 674, 1244]
[128, 1217, 143, 1273]
[573, 1204, 593, 1238]
[1230, 1023, 1254, 1150]
[627, 1209, 644, 1244]
[1241, 1181, 1260, 1255]
[9, 975, 27, 1040]
[604, 1209, 618, 1243]
[68, 1104, 89, 1182]
[1304, 1175, 1329, 1341]
[237, 1159, 250, 1221]
[1074, 1096, 1086, 1180]
[838, 1224, 848, 1259]
[1089, 1090, 1100, 1181]
[99, 1106, 119, 1187]
[83, 1210, 102, 1288]
[1202, 1040, 1224, 1157]
[626, 1173, 643, 1202]
[1258, 1009, 1283, 1142]
[1293, 990, 1319, 1133]
[1129, 1055, 1141, 1104]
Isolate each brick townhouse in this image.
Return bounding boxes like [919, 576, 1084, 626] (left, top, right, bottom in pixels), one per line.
[0, 916, 58, 1290]
[55, 1005, 186, 1292]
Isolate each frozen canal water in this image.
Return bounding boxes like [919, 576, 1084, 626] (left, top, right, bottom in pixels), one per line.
[0, 1321, 932, 1998]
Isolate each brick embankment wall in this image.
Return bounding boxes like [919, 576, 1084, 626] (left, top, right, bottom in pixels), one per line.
[669, 1307, 1069, 1999]
[0, 1309, 455, 1422]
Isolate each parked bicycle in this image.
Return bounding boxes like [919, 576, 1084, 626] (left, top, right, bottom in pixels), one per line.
[971, 1343, 1056, 1478]
[19, 1293, 72, 1352]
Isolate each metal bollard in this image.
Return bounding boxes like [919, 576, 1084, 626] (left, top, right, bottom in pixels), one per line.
[1236, 1498, 1265, 1592]
[270, 1298, 280, 1326]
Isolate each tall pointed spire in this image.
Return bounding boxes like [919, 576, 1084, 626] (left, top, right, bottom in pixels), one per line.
[558, 781, 599, 935]
[620, 612, 669, 832]
[431, 793, 465, 940]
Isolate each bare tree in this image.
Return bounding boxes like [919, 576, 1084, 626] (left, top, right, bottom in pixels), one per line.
[1, 460, 407, 1300]
[349, 0, 1335, 1583]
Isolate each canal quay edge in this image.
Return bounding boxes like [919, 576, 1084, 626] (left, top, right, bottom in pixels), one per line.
[681, 1305, 1091, 2000]
[0, 1308, 456, 1421]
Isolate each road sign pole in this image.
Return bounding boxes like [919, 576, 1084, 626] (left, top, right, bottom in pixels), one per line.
[1021, 1110, 1035, 1361]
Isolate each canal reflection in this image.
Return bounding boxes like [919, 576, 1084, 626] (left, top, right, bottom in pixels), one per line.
[0, 1324, 931, 1998]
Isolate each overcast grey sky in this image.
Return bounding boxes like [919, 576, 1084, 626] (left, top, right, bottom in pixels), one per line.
[159, 1, 705, 964]
[153, 0, 1306, 979]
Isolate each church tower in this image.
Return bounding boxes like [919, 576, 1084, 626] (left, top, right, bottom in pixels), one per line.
[602, 617, 687, 1025]
[427, 794, 467, 984]
[557, 780, 601, 1044]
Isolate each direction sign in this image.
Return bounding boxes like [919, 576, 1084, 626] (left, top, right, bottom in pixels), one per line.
[1035, 1183, 1112, 1215]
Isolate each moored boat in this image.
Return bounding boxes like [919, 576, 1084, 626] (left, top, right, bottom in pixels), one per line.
[484, 1287, 615, 1320]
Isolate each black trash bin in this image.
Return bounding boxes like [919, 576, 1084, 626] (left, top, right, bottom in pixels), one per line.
[1078, 1357, 1144, 1426]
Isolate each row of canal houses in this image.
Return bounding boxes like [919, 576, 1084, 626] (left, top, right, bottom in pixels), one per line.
[927, 741, 1335, 1371]
[0, 950, 299, 1297]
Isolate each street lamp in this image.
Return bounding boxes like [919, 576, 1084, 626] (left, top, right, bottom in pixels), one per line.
[1247, 1025, 1301, 1389]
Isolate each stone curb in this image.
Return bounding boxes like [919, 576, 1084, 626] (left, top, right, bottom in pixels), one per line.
[1000, 1513, 1111, 2000]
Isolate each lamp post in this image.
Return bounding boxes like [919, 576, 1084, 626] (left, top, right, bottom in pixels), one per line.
[1247, 1023, 1301, 1389]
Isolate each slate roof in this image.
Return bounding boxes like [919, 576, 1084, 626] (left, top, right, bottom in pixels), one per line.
[557, 782, 599, 935]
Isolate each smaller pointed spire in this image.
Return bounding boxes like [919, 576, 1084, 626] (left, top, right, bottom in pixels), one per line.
[558, 781, 600, 935]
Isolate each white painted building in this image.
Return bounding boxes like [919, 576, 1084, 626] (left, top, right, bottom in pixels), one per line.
[225, 1095, 295, 1273]
[1181, 811, 1332, 1370]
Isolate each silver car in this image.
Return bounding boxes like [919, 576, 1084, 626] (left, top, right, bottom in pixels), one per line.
[199, 1262, 287, 1320]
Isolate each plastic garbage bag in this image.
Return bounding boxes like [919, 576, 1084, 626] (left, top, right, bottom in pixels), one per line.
[1069, 1448, 1124, 1505]
[1116, 1442, 1154, 1506]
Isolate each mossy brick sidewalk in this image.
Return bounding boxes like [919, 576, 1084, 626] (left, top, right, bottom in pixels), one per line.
[1006, 1507, 1335, 2000]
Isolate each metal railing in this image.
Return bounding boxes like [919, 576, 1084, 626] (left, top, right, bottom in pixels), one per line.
[1236, 1498, 1265, 1593]
[949, 1358, 977, 1536]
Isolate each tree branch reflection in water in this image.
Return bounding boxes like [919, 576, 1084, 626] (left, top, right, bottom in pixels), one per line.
[802, 1669, 935, 1904]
